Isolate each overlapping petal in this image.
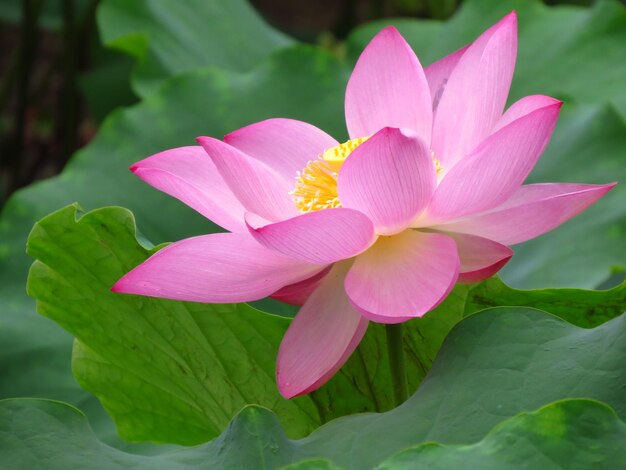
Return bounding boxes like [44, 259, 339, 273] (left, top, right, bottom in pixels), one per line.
[270, 266, 332, 306]
[444, 232, 513, 283]
[224, 118, 338, 182]
[130, 146, 246, 233]
[277, 262, 369, 398]
[345, 26, 432, 143]
[435, 183, 616, 245]
[112, 233, 323, 303]
[338, 127, 436, 235]
[494, 94, 561, 132]
[432, 12, 517, 168]
[345, 230, 459, 323]
[424, 101, 561, 224]
[246, 208, 376, 264]
[197, 136, 299, 222]
[424, 45, 468, 114]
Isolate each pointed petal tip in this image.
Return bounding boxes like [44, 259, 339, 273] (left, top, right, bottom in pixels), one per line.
[221, 121, 263, 143]
[110, 274, 139, 294]
[195, 136, 220, 148]
[600, 181, 618, 195]
[277, 377, 326, 399]
[129, 163, 138, 173]
[458, 263, 509, 284]
[543, 95, 561, 103]
[487, 10, 517, 36]
[372, 26, 414, 52]
[540, 95, 563, 108]
[525, 100, 563, 119]
[222, 130, 241, 144]
[373, 25, 401, 37]
[110, 279, 127, 294]
[223, 120, 264, 143]
[502, 10, 518, 26]
[276, 376, 304, 400]
[544, 100, 563, 117]
[457, 251, 513, 285]
[279, 391, 297, 400]
[526, 98, 563, 117]
[362, 25, 406, 47]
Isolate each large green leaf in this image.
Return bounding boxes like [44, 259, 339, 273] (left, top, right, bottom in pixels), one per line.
[348, 0, 626, 288]
[466, 275, 626, 328]
[25, 204, 626, 445]
[377, 399, 626, 470]
[97, 0, 294, 97]
[2, 305, 625, 467]
[4, 399, 623, 469]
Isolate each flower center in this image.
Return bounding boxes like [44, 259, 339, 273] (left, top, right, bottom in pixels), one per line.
[292, 137, 369, 213]
[291, 137, 445, 213]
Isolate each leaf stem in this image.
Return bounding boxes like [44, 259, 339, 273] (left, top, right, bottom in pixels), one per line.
[386, 323, 408, 406]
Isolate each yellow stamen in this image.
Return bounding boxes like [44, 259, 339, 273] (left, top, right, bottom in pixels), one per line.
[433, 157, 443, 176]
[292, 137, 368, 213]
[292, 158, 341, 213]
[322, 136, 370, 169]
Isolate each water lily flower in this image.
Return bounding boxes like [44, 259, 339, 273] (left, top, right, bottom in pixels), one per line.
[113, 12, 615, 399]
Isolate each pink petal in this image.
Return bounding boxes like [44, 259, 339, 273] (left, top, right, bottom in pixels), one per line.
[424, 102, 561, 224]
[197, 136, 298, 222]
[224, 118, 339, 182]
[444, 232, 513, 284]
[277, 262, 369, 398]
[338, 127, 436, 235]
[130, 146, 246, 233]
[270, 266, 332, 306]
[345, 26, 432, 144]
[424, 45, 468, 115]
[246, 208, 376, 264]
[345, 230, 459, 323]
[494, 95, 561, 132]
[112, 233, 323, 303]
[433, 183, 616, 245]
[432, 12, 517, 169]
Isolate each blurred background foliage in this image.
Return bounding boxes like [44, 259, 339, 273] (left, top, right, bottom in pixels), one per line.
[0, 0, 604, 203]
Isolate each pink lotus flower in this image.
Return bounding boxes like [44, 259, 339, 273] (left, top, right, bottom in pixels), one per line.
[113, 12, 614, 398]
